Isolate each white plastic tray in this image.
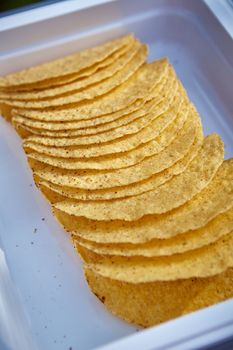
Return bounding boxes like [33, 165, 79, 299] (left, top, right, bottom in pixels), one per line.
[0, 1, 233, 349]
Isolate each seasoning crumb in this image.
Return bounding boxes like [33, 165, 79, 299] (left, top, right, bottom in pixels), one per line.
[29, 184, 33, 187]
[33, 228, 37, 233]
[58, 284, 62, 288]
[69, 347, 72, 350]
[44, 325, 47, 329]
[30, 241, 34, 245]
[15, 244, 18, 248]
[42, 217, 45, 221]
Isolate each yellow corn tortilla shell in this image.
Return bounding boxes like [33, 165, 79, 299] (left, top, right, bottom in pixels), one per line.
[76, 208, 233, 257]
[20, 79, 180, 146]
[0, 38, 136, 97]
[0, 103, 12, 121]
[26, 100, 189, 170]
[183, 269, 233, 314]
[12, 79, 174, 139]
[85, 267, 233, 327]
[12, 65, 173, 126]
[0, 34, 135, 90]
[11, 78, 167, 132]
[10, 123, 32, 138]
[12, 58, 169, 122]
[36, 129, 199, 202]
[33, 108, 202, 192]
[0, 45, 147, 109]
[11, 89, 165, 138]
[6, 37, 137, 92]
[34, 116, 202, 201]
[23, 97, 186, 158]
[84, 232, 233, 283]
[12, 76, 168, 131]
[1, 45, 147, 109]
[67, 158, 233, 243]
[0, 40, 141, 101]
[53, 134, 224, 221]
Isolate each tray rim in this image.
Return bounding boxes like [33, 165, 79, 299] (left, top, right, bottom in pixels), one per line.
[0, 0, 233, 40]
[0, 0, 114, 31]
[0, 1, 233, 350]
[204, 0, 233, 39]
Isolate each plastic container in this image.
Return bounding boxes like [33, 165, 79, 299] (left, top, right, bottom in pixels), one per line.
[0, 1, 233, 349]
